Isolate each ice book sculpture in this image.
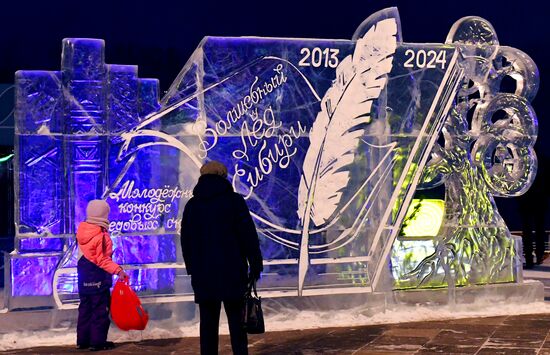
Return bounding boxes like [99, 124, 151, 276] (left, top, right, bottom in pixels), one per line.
[8, 7, 538, 309]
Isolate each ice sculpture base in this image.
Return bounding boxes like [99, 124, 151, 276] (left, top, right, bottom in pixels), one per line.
[392, 280, 544, 306]
[3, 252, 62, 310]
[2, 295, 57, 312]
[0, 307, 78, 333]
[0, 281, 542, 334]
[261, 280, 544, 314]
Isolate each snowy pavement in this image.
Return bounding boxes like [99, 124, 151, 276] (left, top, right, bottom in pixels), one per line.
[4, 313, 550, 354]
[2, 298, 550, 353]
[1, 256, 550, 353]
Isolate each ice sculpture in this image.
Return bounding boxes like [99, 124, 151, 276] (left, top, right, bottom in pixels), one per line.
[6, 7, 538, 309]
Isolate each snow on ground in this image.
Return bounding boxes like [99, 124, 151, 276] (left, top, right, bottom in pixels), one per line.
[1, 300, 550, 351]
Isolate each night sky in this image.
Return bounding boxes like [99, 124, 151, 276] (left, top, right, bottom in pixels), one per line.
[0, 0, 548, 229]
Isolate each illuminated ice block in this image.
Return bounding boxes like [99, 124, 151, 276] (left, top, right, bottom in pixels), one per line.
[12, 39, 174, 307]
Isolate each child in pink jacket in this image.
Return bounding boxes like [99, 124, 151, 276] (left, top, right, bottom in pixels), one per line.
[76, 200, 128, 351]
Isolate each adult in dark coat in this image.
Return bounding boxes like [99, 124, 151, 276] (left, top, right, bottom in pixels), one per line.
[181, 161, 263, 355]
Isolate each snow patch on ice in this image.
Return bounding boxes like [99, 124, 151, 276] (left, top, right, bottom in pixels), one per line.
[2, 301, 550, 350]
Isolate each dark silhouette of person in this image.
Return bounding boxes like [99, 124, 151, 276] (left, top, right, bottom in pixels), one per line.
[181, 161, 263, 355]
[519, 152, 549, 269]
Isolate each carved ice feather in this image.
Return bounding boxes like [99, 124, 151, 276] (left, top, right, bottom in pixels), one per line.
[297, 18, 397, 226]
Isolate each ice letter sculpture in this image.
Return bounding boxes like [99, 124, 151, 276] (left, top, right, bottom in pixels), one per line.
[6, 7, 538, 309]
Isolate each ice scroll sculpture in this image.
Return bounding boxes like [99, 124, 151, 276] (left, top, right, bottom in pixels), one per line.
[7, 7, 538, 309]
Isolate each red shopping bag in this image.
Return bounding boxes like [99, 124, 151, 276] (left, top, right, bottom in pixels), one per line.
[110, 280, 149, 331]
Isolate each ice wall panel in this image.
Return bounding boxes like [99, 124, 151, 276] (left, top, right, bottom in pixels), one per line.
[18, 238, 64, 252]
[11, 255, 61, 296]
[17, 135, 64, 235]
[61, 38, 106, 134]
[107, 65, 139, 133]
[138, 79, 161, 119]
[111, 234, 178, 264]
[14, 70, 63, 134]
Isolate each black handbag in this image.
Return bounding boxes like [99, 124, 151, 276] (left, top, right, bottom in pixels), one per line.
[242, 279, 265, 334]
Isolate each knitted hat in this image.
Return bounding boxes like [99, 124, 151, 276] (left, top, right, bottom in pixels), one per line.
[200, 161, 228, 178]
[86, 200, 110, 229]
